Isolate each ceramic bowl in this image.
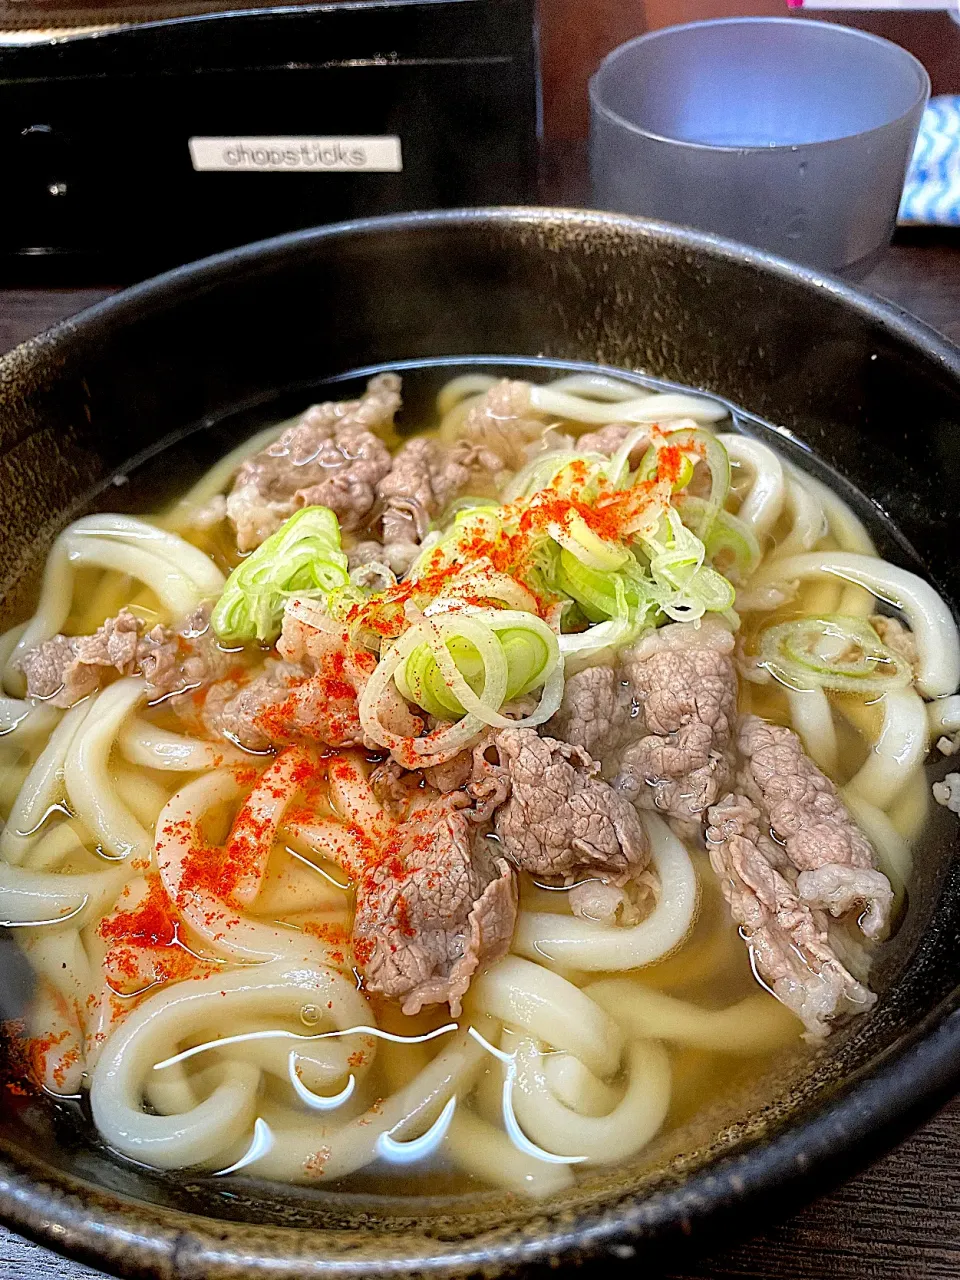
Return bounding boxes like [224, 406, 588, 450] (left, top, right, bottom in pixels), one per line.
[2, 208, 960, 1278]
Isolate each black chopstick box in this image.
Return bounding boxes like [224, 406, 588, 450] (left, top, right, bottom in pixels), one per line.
[0, 0, 539, 278]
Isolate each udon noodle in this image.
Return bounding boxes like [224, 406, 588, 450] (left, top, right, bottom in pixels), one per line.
[1, 367, 957, 1197]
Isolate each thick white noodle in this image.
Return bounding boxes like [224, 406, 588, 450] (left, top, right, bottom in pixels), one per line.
[27, 978, 85, 1094]
[165, 419, 294, 529]
[0, 624, 26, 672]
[586, 983, 801, 1054]
[887, 766, 930, 845]
[718, 434, 785, 541]
[783, 462, 877, 554]
[0, 700, 91, 865]
[21, 820, 89, 871]
[21, 927, 94, 1036]
[0, 764, 29, 813]
[435, 374, 499, 418]
[5, 516, 223, 691]
[245, 1025, 487, 1183]
[512, 814, 698, 972]
[91, 957, 372, 1169]
[772, 478, 828, 559]
[839, 788, 912, 901]
[144, 1060, 200, 1117]
[469, 956, 622, 1079]
[510, 1037, 671, 1164]
[156, 768, 342, 967]
[64, 540, 209, 617]
[3, 538, 71, 696]
[113, 768, 171, 831]
[543, 373, 646, 403]
[63, 679, 150, 861]
[786, 687, 838, 776]
[530, 386, 727, 425]
[847, 689, 928, 810]
[928, 695, 960, 738]
[444, 1106, 575, 1197]
[120, 719, 247, 771]
[98, 1049, 258, 1167]
[237, 867, 348, 921]
[69, 516, 226, 595]
[0, 863, 129, 928]
[219, 1031, 358, 1096]
[0, 696, 59, 744]
[542, 1053, 620, 1117]
[783, 462, 877, 615]
[750, 552, 960, 698]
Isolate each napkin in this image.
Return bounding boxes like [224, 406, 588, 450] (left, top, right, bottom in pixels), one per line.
[899, 96, 960, 226]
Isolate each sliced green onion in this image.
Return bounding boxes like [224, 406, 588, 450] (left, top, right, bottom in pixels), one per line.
[555, 548, 655, 623]
[211, 505, 348, 644]
[437, 496, 501, 524]
[604, 426, 650, 488]
[636, 445, 695, 492]
[496, 626, 552, 697]
[555, 555, 611, 623]
[639, 508, 736, 622]
[396, 611, 557, 720]
[664, 428, 730, 538]
[408, 507, 503, 580]
[501, 452, 606, 504]
[758, 615, 913, 694]
[547, 513, 629, 571]
[675, 497, 761, 584]
[396, 634, 482, 718]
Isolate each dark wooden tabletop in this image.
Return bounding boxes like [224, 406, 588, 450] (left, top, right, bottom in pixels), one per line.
[2, 228, 960, 1280]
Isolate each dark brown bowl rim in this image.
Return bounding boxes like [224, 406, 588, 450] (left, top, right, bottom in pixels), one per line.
[2, 206, 960, 1278]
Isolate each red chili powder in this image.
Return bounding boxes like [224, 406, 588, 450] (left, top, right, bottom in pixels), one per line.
[98, 875, 177, 951]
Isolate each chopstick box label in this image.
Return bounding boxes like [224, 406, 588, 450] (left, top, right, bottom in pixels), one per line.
[188, 136, 402, 172]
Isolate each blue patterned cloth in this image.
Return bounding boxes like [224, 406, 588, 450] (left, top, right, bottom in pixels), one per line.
[899, 96, 960, 226]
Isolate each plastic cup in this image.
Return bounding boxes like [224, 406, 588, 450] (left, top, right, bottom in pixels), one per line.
[589, 18, 930, 276]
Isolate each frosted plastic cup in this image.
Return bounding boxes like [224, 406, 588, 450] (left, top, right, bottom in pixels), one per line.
[589, 18, 930, 276]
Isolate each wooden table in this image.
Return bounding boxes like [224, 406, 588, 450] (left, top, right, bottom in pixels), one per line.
[2, 229, 960, 1280]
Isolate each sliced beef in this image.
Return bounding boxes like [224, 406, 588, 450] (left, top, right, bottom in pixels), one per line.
[354, 799, 516, 1016]
[706, 794, 878, 1038]
[370, 734, 510, 828]
[706, 717, 893, 1037]
[19, 610, 141, 706]
[138, 605, 234, 699]
[17, 606, 230, 708]
[548, 621, 739, 834]
[796, 863, 894, 942]
[377, 436, 474, 547]
[547, 662, 635, 761]
[734, 713, 892, 940]
[225, 374, 399, 551]
[737, 716, 878, 875]
[567, 873, 655, 926]
[614, 624, 739, 833]
[189, 604, 420, 753]
[195, 662, 302, 752]
[196, 661, 369, 754]
[492, 727, 649, 885]
[870, 614, 919, 674]
[347, 539, 417, 580]
[456, 379, 547, 473]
